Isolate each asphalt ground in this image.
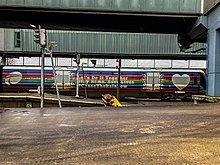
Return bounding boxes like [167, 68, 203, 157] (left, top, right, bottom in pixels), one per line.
[0, 101, 220, 165]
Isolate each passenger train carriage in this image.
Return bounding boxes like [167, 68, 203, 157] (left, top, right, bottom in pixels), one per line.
[0, 66, 206, 101]
[70, 67, 206, 101]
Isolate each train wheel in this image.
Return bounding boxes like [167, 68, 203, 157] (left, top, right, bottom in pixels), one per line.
[162, 93, 175, 101]
[183, 94, 192, 102]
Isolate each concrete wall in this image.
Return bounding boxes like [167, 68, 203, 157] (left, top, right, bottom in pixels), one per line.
[204, 0, 220, 14]
[206, 3, 220, 96]
[0, 0, 202, 14]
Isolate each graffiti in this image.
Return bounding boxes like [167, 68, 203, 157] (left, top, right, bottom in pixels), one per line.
[172, 74, 190, 90]
[5, 72, 22, 85]
[71, 70, 194, 91]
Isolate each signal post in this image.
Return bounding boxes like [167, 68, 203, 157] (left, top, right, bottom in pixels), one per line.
[74, 54, 81, 98]
[31, 24, 47, 108]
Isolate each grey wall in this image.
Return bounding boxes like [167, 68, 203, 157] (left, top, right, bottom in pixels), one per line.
[206, 3, 220, 96]
[204, 0, 220, 14]
[0, 0, 202, 14]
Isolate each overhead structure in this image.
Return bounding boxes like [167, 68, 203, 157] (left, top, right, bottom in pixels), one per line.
[177, 16, 208, 52]
[0, 0, 205, 60]
[0, 29, 206, 60]
[179, 0, 220, 96]
[0, 0, 202, 34]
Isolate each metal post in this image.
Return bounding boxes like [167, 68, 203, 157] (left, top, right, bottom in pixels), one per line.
[75, 63, 80, 97]
[49, 47, 62, 108]
[82, 63, 88, 99]
[117, 58, 121, 100]
[38, 57, 40, 66]
[40, 47, 45, 108]
[62, 70, 64, 90]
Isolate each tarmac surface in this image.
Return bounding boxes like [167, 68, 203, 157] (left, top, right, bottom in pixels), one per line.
[0, 101, 220, 165]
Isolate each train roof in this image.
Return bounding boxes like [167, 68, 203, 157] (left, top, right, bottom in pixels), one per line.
[76, 67, 206, 74]
[3, 66, 206, 74]
[3, 66, 54, 70]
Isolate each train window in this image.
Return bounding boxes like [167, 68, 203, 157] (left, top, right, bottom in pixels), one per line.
[154, 73, 160, 84]
[14, 32, 21, 48]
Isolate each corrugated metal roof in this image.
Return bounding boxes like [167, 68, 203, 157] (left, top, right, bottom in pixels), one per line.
[3, 29, 206, 58]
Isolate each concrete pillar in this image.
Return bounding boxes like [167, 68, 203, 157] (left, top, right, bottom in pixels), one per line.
[206, 4, 220, 96]
[207, 29, 220, 96]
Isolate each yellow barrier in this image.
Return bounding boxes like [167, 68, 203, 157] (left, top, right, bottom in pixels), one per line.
[102, 94, 122, 107]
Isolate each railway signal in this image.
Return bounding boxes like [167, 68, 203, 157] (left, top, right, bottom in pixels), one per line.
[74, 54, 81, 97]
[32, 25, 47, 47]
[30, 24, 47, 108]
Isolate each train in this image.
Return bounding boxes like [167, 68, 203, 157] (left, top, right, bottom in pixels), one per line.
[0, 66, 206, 101]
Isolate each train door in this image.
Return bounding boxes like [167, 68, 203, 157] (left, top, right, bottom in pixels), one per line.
[56, 70, 71, 90]
[146, 72, 161, 91]
[63, 70, 71, 90]
[191, 72, 204, 93]
[56, 70, 64, 90]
